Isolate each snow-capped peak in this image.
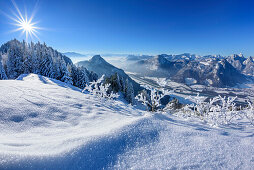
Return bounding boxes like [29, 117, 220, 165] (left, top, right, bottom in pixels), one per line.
[89, 55, 107, 64]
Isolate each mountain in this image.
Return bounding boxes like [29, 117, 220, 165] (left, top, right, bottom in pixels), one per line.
[0, 39, 97, 89]
[126, 54, 248, 87]
[76, 55, 141, 94]
[77, 55, 126, 78]
[172, 59, 247, 87]
[126, 55, 153, 61]
[226, 54, 254, 76]
[161, 53, 199, 61]
[242, 57, 254, 76]
[125, 53, 226, 63]
[226, 54, 246, 71]
[63, 52, 86, 57]
[133, 55, 186, 77]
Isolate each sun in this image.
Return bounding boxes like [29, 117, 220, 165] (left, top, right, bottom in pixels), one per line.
[16, 16, 39, 41]
[21, 20, 33, 32]
[5, 0, 42, 42]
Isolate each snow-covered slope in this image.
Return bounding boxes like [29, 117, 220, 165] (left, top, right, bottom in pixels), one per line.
[0, 74, 145, 168]
[0, 74, 253, 169]
[112, 114, 254, 169]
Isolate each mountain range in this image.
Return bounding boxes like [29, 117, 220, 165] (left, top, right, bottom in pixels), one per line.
[1, 39, 253, 89]
[125, 54, 254, 87]
[63, 52, 86, 57]
[227, 54, 254, 76]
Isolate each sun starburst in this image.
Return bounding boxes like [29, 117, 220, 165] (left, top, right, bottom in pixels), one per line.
[5, 0, 42, 42]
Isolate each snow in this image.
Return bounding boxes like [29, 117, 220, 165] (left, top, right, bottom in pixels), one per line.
[0, 74, 144, 167]
[0, 74, 254, 169]
[200, 61, 210, 66]
[111, 114, 254, 169]
[185, 78, 197, 85]
[205, 78, 213, 85]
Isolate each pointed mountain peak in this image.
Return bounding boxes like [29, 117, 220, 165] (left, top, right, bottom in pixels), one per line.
[89, 55, 106, 63]
[239, 53, 244, 57]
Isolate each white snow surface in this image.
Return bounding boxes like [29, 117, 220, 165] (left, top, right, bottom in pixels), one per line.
[0, 74, 254, 169]
[185, 78, 197, 85]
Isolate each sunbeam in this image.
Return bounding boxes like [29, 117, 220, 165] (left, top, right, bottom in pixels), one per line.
[7, 0, 42, 42]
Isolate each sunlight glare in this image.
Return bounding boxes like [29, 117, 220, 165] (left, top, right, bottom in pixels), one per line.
[7, 0, 42, 42]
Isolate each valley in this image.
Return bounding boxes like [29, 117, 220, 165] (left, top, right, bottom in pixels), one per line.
[127, 72, 254, 106]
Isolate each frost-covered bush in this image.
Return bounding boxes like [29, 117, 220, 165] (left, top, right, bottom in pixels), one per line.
[83, 75, 119, 101]
[176, 94, 254, 127]
[164, 98, 183, 111]
[243, 101, 254, 125]
[136, 85, 172, 112]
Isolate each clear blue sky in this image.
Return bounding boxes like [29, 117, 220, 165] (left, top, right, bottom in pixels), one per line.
[0, 0, 253, 56]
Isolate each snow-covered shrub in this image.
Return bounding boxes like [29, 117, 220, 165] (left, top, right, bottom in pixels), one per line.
[243, 101, 254, 125]
[177, 94, 254, 127]
[215, 95, 239, 125]
[83, 75, 119, 101]
[164, 98, 183, 111]
[183, 94, 220, 120]
[136, 85, 171, 112]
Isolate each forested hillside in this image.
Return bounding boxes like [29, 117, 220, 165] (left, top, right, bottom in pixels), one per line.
[0, 39, 97, 89]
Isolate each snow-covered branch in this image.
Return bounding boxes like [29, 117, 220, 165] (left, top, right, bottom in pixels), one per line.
[82, 75, 119, 101]
[136, 85, 172, 112]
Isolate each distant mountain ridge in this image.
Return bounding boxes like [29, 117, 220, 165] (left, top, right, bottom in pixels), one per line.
[63, 52, 86, 57]
[125, 54, 252, 87]
[227, 54, 254, 76]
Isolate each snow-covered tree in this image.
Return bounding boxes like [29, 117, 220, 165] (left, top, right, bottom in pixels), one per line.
[116, 73, 122, 91]
[83, 75, 119, 101]
[136, 85, 171, 112]
[120, 77, 125, 92]
[0, 39, 97, 88]
[0, 54, 7, 80]
[104, 73, 121, 93]
[71, 66, 90, 89]
[103, 73, 136, 104]
[125, 79, 135, 104]
[6, 47, 23, 79]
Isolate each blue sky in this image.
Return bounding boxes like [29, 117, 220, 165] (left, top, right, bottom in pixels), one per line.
[0, 0, 253, 56]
